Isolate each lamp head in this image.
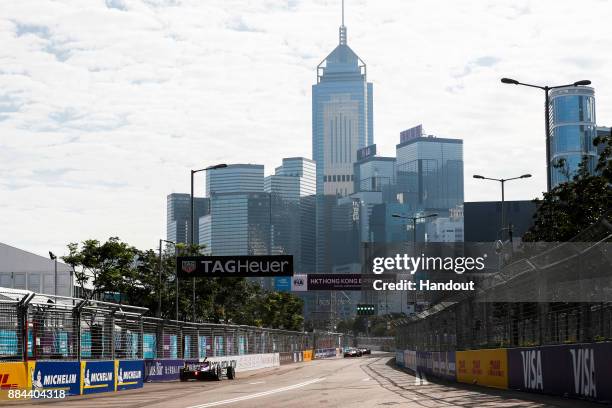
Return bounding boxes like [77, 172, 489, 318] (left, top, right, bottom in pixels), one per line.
[501, 77, 519, 85]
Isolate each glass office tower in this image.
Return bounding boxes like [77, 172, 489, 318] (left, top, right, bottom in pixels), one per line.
[167, 193, 209, 244]
[395, 135, 464, 211]
[549, 86, 597, 187]
[206, 164, 264, 196]
[264, 158, 317, 273]
[312, 18, 373, 197]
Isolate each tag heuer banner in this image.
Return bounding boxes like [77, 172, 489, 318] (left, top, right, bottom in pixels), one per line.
[176, 255, 293, 278]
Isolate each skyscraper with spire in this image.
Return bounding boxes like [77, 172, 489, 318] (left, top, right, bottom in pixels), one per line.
[312, 0, 374, 197]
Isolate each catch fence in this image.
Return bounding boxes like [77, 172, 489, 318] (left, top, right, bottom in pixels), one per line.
[0, 289, 352, 362]
[396, 215, 612, 351]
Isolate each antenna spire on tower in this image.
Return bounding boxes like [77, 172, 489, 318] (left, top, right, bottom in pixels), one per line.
[339, 0, 347, 45]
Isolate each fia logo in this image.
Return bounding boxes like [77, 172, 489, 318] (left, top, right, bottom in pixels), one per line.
[520, 350, 543, 390]
[570, 348, 596, 398]
[182, 260, 197, 274]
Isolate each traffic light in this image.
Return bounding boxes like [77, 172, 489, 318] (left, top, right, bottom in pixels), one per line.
[356, 304, 376, 316]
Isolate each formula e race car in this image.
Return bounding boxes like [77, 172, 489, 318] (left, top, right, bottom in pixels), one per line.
[179, 358, 236, 381]
[343, 348, 362, 357]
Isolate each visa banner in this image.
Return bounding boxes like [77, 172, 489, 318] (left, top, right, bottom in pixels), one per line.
[115, 360, 144, 391]
[80, 361, 115, 394]
[456, 349, 508, 389]
[507, 342, 612, 402]
[31, 361, 80, 396]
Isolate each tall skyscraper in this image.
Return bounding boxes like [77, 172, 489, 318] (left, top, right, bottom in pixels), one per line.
[395, 128, 464, 211]
[312, 2, 373, 197]
[167, 193, 209, 244]
[265, 158, 317, 273]
[200, 164, 267, 255]
[549, 86, 597, 187]
[206, 164, 264, 196]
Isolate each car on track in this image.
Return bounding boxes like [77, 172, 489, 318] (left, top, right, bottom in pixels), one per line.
[179, 358, 236, 381]
[343, 348, 362, 357]
[359, 347, 371, 355]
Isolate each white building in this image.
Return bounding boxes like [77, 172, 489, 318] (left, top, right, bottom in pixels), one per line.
[0, 242, 73, 297]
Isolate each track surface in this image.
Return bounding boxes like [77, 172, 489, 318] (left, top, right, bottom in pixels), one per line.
[5, 353, 604, 408]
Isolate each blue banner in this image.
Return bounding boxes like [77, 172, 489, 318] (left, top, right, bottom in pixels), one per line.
[116, 360, 144, 391]
[81, 360, 115, 394]
[144, 359, 184, 382]
[274, 276, 291, 292]
[143, 333, 156, 359]
[32, 361, 80, 396]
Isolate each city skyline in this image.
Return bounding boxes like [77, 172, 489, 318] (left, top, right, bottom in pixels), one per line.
[2, 0, 612, 256]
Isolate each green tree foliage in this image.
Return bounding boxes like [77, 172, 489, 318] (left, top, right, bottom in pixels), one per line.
[62, 238, 304, 330]
[523, 131, 612, 242]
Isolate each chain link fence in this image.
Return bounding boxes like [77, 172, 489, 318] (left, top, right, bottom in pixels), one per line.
[396, 215, 612, 351]
[0, 288, 353, 362]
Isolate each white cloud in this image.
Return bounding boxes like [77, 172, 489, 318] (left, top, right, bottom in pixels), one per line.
[1, 0, 611, 256]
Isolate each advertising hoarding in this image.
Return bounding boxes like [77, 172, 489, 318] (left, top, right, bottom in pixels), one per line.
[456, 349, 508, 389]
[80, 361, 115, 394]
[507, 342, 612, 402]
[144, 359, 184, 382]
[31, 361, 80, 396]
[116, 360, 144, 391]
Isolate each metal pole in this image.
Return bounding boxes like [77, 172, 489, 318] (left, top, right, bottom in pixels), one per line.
[158, 239, 163, 317]
[412, 218, 417, 314]
[544, 87, 551, 191]
[501, 180, 505, 239]
[176, 266, 179, 321]
[190, 170, 196, 322]
[54, 258, 58, 298]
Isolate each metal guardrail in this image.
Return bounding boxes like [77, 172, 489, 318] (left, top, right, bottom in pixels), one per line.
[395, 215, 612, 351]
[0, 289, 353, 362]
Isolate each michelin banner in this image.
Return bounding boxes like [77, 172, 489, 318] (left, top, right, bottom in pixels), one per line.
[31, 361, 80, 396]
[144, 359, 184, 382]
[115, 360, 144, 391]
[456, 349, 508, 389]
[80, 360, 115, 394]
[507, 342, 612, 402]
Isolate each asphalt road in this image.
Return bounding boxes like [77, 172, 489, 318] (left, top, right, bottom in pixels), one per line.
[7, 353, 605, 408]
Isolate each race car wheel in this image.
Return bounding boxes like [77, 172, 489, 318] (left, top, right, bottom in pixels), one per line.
[227, 366, 235, 380]
[215, 366, 223, 381]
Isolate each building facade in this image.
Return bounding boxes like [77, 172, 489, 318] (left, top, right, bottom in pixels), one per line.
[549, 86, 597, 187]
[312, 17, 373, 197]
[166, 193, 209, 244]
[395, 134, 464, 211]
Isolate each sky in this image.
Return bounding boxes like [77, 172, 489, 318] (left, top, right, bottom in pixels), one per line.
[1, 0, 611, 257]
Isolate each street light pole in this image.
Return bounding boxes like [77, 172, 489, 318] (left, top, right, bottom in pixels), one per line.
[189, 163, 227, 322]
[500, 77, 591, 191]
[49, 252, 57, 300]
[473, 174, 531, 243]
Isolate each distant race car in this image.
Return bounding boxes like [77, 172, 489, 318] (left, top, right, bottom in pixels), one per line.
[179, 358, 236, 381]
[343, 348, 362, 358]
[359, 347, 371, 355]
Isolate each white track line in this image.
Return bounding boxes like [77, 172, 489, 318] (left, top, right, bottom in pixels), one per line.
[186, 377, 325, 408]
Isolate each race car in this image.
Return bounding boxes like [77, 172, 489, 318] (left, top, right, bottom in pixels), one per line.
[343, 348, 362, 357]
[179, 358, 236, 381]
[359, 347, 371, 355]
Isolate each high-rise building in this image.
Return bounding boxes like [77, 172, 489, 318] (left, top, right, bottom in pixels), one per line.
[596, 126, 610, 162]
[353, 145, 395, 193]
[312, 4, 373, 197]
[265, 158, 317, 273]
[395, 130, 464, 211]
[206, 164, 264, 196]
[200, 192, 270, 256]
[549, 86, 597, 187]
[200, 165, 267, 255]
[167, 193, 209, 244]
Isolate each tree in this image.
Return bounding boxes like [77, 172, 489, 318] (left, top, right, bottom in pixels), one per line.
[63, 237, 138, 301]
[523, 132, 612, 242]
